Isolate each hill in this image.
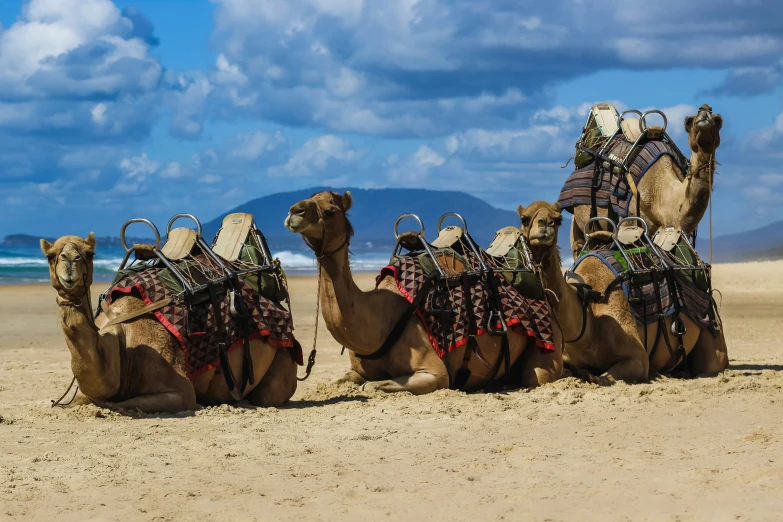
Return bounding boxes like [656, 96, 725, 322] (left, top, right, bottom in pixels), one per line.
[202, 187, 549, 249]
[709, 220, 783, 262]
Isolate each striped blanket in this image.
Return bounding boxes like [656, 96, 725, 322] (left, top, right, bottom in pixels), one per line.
[571, 249, 718, 336]
[558, 135, 687, 216]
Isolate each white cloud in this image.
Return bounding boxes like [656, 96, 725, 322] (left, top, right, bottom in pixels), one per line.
[269, 135, 361, 176]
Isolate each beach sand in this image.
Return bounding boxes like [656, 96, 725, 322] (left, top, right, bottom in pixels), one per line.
[1, 263, 782, 521]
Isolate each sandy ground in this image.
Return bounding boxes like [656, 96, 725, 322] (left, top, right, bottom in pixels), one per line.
[1, 262, 782, 521]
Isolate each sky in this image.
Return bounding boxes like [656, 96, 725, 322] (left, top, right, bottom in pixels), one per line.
[1, 0, 783, 238]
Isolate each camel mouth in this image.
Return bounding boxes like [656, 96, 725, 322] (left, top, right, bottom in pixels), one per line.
[57, 276, 79, 289]
[285, 214, 312, 234]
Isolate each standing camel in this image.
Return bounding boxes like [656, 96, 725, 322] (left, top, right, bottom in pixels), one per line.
[42, 234, 298, 413]
[567, 104, 722, 258]
[284, 190, 562, 394]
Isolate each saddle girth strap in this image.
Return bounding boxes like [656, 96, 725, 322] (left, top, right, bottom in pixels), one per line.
[208, 283, 244, 401]
[356, 276, 434, 361]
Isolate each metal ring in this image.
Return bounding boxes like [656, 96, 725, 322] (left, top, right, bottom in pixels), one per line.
[617, 216, 649, 235]
[437, 212, 468, 234]
[641, 110, 667, 133]
[166, 214, 203, 238]
[119, 218, 161, 253]
[394, 214, 425, 240]
[618, 110, 643, 128]
[584, 216, 617, 241]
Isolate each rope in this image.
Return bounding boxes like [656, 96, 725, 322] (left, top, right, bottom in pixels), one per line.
[297, 262, 320, 381]
[51, 376, 78, 408]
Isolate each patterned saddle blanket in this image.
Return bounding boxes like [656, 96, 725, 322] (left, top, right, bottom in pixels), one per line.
[377, 254, 555, 358]
[571, 249, 718, 336]
[558, 135, 687, 216]
[106, 267, 302, 379]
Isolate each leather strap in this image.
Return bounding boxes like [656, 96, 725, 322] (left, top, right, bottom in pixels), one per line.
[356, 276, 434, 361]
[99, 297, 173, 331]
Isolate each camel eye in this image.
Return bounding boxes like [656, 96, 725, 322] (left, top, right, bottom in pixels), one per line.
[323, 208, 336, 218]
[520, 217, 531, 226]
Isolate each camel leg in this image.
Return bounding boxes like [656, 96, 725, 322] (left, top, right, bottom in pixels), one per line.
[570, 217, 585, 260]
[97, 390, 196, 414]
[687, 329, 729, 377]
[520, 342, 564, 388]
[363, 370, 448, 395]
[596, 316, 649, 384]
[334, 369, 366, 386]
[246, 347, 298, 408]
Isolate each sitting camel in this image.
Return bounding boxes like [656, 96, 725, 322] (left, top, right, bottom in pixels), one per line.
[568, 104, 722, 259]
[42, 234, 297, 413]
[284, 190, 562, 394]
[516, 201, 594, 367]
[518, 201, 727, 383]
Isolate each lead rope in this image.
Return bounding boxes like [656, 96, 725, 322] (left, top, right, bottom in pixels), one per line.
[51, 269, 90, 408]
[297, 262, 320, 382]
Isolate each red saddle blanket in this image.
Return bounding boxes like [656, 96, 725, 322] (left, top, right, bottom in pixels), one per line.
[377, 255, 555, 358]
[106, 268, 302, 379]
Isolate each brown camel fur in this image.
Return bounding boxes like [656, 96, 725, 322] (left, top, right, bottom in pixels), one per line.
[42, 234, 297, 413]
[563, 250, 728, 384]
[570, 104, 722, 258]
[517, 201, 594, 372]
[284, 191, 562, 394]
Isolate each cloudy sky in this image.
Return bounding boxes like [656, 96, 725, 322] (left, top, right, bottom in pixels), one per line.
[1, 0, 782, 238]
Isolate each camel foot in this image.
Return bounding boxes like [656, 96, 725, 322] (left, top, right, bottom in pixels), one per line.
[360, 371, 447, 395]
[93, 391, 196, 414]
[334, 370, 366, 387]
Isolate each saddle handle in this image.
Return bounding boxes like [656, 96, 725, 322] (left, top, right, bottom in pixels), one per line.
[584, 216, 618, 243]
[617, 109, 643, 128]
[120, 218, 161, 253]
[437, 212, 469, 234]
[617, 216, 649, 235]
[394, 213, 426, 240]
[641, 110, 667, 134]
[167, 213, 203, 239]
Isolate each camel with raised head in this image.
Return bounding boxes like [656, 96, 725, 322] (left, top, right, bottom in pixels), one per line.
[284, 190, 562, 394]
[569, 104, 722, 258]
[42, 234, 297, 413]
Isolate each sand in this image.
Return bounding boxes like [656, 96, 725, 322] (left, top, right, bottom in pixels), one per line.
[1, 262, 782, 521]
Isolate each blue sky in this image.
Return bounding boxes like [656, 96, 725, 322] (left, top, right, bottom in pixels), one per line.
[1, 0, 782, 238]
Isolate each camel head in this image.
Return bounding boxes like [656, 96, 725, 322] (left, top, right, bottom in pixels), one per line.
[40, 233, 96, 297]
[685, 104, 722, 154]
[517, 201, 563, 258]
[285, 191, 354, 254]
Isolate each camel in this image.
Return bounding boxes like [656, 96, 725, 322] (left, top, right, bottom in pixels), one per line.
[284, 190, 562, 394]
[569, 104, 722, 259]
[42, 234, 297, 413]
[518, 201, 727, 383]
[516, 201, 594, 372]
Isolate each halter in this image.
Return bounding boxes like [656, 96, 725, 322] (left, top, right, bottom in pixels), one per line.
[297, 203, 351, 381]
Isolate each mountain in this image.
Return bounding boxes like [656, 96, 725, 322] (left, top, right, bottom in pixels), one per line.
[708, 220, 783, 262]
[202, 187, 542, 249]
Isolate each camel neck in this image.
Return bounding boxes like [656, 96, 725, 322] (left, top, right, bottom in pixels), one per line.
[58, 291, 119, 399]
[537, 248, 586, 343]
[677, 148, 715, 234]
[316, 245, 388, 356]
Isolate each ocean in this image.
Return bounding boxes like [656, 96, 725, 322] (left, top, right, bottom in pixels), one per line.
[0, 245, 392, 284]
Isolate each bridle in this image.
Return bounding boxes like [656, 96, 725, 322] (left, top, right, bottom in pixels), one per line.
[50, 242, 94, 407]
[297, 203, 350, 381]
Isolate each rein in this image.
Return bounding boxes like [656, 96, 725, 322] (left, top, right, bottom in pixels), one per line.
[297, 208, 350, 381]
[51, 247, 93, 407]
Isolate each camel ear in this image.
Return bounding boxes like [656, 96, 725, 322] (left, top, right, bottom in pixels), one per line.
[553, 202, 562, 213]
[713, 114, 723, 130]
[684, 115, 695, 133]
[341, 191, 353, 212]
[517, 205, 525, 219]
[40, 239, 53, 256]
[84, 232, 96, 251]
